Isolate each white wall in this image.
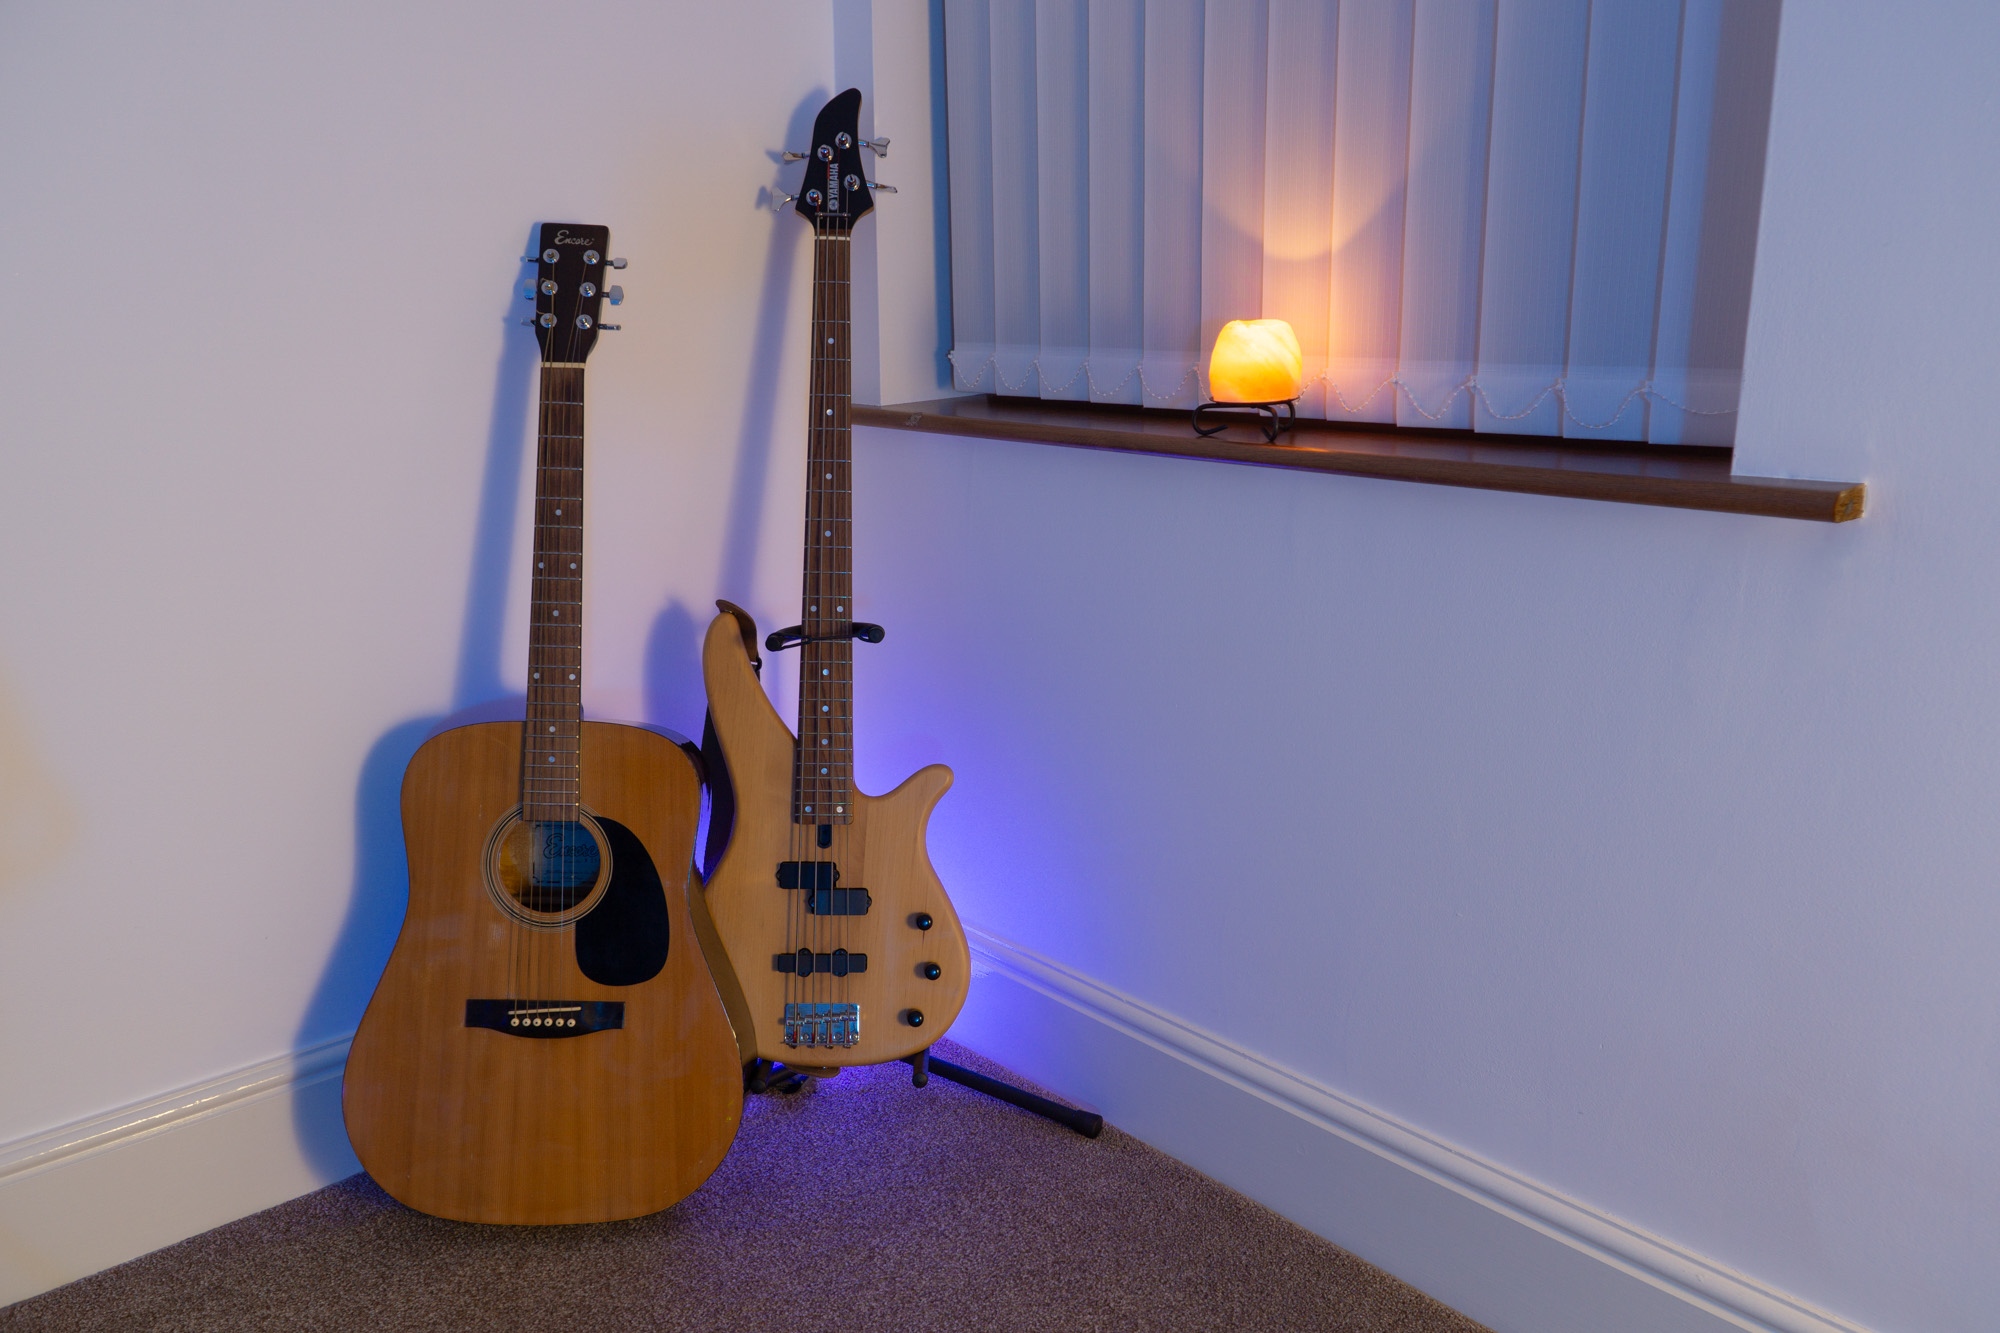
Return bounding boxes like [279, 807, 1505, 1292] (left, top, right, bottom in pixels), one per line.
[845, 4, 1999, 1333]
[0, 0, 833, 1243]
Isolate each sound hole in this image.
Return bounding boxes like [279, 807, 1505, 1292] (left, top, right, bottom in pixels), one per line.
[484, 809, 611, 927]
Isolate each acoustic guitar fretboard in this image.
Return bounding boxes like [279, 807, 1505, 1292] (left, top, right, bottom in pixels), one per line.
[523, 363, 585, 822]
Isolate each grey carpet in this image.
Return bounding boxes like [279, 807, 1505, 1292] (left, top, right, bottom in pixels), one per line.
[1, 1041, 1489, 1332]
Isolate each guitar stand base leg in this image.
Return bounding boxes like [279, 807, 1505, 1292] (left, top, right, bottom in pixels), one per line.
[904, 1050, 1104, 1139]
[745, 1058, 808, 1096]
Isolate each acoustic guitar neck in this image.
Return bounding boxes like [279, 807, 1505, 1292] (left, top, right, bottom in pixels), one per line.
[525, 362, 586, 824]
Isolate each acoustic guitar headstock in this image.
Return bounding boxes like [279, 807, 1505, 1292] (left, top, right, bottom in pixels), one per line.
[526, 223, 624, 363]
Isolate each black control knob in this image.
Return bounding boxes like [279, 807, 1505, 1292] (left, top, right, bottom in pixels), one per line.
[911, 911, 933, 931]
[919, 962, 941, 981]
[904, 1009, 925, 1028]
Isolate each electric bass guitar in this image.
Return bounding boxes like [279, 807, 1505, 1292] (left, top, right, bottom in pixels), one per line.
[344, 225, 742, 1223]
[701, 90, 970, 1066]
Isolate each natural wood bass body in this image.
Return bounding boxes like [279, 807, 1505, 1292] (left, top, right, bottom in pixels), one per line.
[343, 719, 742, 1225]
[701, 612, 970, 1065]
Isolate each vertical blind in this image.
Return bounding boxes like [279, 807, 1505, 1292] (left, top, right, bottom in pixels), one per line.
[943, 0, 1779, 445]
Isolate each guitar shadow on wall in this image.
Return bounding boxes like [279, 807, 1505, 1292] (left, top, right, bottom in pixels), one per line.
[289, 225, 543, 1180]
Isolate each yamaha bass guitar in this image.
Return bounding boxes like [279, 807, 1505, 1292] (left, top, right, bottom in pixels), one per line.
[701, 91, 970, 1066]
[344, 225, 742, 1223]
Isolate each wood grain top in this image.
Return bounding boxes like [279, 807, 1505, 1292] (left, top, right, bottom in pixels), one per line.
[853, 396, 1864, 523]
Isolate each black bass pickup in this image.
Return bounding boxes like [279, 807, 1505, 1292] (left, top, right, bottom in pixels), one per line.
[776, 861, 873, 915]
[774, 947, 868, 976]
[764, 622, 885, 652]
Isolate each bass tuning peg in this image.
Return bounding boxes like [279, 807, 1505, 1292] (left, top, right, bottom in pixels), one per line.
[770, 190, 798, 212]
[861, 137, 889, 157]
[781, 149, 808, 162]
[868, 181, 897, 194]
[598, 323, 621, 331]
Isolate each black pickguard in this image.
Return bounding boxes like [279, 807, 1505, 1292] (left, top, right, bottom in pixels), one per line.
[573, 816, 671, 986]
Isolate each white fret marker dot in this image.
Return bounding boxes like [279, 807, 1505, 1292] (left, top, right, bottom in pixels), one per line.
[547, 756, 555, 763]
[538, 562, 544, 569]
[568, 674, 576, 681]
[822, 705, 830, 713]
[825, 473, 832, 479]
[821, 739, 828, 745]
[822, 669, 829, 676]
[555, 508, 562, 515]
[826, 338, 833, 344]
[570, 563, 577, 569]
[552, 610, 559, 617]
[823, 530, 831, 536]
[821, 768, 828, 774]
[548, 726, 556, 733]
[533, 673, 540, 680]
[824, 409, 832, 416]
[836, 805, 844, 813]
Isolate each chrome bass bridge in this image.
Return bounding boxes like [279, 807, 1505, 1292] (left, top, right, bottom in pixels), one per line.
[783, 1002, 860, 1048]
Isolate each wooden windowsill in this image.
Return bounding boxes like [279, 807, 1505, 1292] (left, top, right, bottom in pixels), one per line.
[853, 396, 1864, 523]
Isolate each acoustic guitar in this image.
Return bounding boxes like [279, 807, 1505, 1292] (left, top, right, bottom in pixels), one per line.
[701, 91, 970, 1067]
[343, 224, 742, 1224]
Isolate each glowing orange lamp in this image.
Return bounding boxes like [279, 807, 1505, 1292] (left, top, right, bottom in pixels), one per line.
[1194, 319, 1303, 441]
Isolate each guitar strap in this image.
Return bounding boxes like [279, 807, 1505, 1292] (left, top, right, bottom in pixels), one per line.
[699, 600, 764, 877]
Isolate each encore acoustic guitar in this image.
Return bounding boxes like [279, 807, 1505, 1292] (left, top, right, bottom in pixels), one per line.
[701, 91, 971, 1067]
[344, 225, 742, 1224]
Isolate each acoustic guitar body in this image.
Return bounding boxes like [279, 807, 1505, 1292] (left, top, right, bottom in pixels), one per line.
[343, 719, 743, 1224]
[701, 612, 971, 1066]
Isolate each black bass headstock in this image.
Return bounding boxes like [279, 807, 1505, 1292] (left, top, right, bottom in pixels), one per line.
[789, 89, 874, 232]
[527, 223, 624, 363]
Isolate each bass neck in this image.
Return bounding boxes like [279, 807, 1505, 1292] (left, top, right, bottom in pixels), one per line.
[794, 223, 855, 827]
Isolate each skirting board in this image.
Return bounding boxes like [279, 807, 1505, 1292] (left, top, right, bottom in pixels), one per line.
[956, 925, 1872, 1333]
[0, 946, 1877, 1331]
[0, 1035, 361, 1308]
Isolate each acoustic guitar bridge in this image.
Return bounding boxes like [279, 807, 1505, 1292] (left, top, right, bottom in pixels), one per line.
[784, 1002, 861, 1048]
[464, 1000, 624, 1038]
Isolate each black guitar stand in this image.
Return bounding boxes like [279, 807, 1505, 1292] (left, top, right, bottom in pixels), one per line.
[741, 1051, 1101, 1138]
[706, 601, 1103, 1140]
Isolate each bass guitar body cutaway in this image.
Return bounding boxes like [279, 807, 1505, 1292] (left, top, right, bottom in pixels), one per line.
[702, 613, 970, 1067]
[345, 720, 742, 1224]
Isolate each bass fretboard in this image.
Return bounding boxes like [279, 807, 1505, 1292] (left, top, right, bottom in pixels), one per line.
[794, 224, 853, 825]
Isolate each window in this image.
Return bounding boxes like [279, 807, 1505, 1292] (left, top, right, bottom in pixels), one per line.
[942, 0, 1780, 446]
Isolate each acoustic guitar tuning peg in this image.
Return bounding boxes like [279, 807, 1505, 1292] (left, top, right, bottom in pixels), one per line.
[861, 137, 889, 157]
[605, 286, 623, 305]
[608, 257, 627, 269]
[868, 181, 897, 194]
[781, 149, 809, 162]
